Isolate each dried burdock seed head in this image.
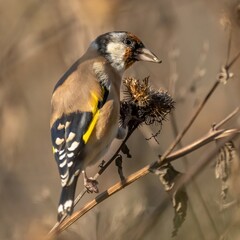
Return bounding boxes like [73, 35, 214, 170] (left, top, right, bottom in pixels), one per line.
[123, 76, 151, 107]
[120, 76, 175, 130]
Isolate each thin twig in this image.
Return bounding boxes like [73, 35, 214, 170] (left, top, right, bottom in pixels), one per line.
[213, 107, 239, 130]
[161, 41, 240, 161]
[161, 81, 219, 160]
[48, 37, 240, 238]
[132, 133, 239, 240]
[98, 125, 138, 175]
[168, 47, 212, 239]
[48, 125, 138, 234]
[49, 69, 239, 238]
[170, 111, 219, 238]
[171, 134, 238, 192]
[47, 126, 239, 238]
[225, 28, 232, 67]
[160, 129, 239, 163]
[226, 50, 240, 70]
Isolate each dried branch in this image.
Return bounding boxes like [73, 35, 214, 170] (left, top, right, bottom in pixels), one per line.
[48, 35, 240, 239]
[48, 123, 138, 234]
[46, 125, 239, 238]
[161, 44, 240, 161]
[49, 76, 175, 231]
[167, 45, 208, 239]
[213, 107, 239, 130]
[161, 80, 219, 160]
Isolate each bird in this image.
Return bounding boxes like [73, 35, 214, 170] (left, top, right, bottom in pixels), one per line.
[50, 31, 161, 221]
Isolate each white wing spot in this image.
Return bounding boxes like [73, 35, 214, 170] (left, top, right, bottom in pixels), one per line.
[61, 170, 69, 179]
[74, 169, 80, 176]
[68, 161, 73, 167]
[61, 177, 68, 187]
[66, 132, 76, 142]
[57, 123, 65, 130]
[68, 141, 79, 151]
[67, 175, 75, 186]
[58, 204, 63, 213]
[59, 153, 66, 161]
[64, 200, 73, 210]
[65, 121, 71, 129]
[59, 149, 65, 155]
[67, 152, 74, 158]
[59, 159, 67, 168]
[56, 137, 64, 145]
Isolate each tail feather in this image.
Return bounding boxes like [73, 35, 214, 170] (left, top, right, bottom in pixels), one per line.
[57, 177, 78, 222]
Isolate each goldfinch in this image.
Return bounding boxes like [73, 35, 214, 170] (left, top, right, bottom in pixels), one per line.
[50, 31, 161, 221]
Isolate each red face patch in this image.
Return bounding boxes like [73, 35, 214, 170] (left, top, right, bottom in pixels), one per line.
[127, 33, 143, 45]
[124, 47, 135, 69]
[123, 33, 144, 69]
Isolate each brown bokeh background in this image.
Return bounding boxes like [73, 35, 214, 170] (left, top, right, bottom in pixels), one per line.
[1, 1, 240, 239]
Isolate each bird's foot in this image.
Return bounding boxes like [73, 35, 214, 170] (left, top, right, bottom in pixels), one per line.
[82, 170, 99, 193]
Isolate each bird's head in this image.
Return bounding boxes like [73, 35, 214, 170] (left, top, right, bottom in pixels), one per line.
[90, 31, 161, 73]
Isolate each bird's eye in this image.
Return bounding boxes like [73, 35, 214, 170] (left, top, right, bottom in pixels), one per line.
[125, 38, 133, 46]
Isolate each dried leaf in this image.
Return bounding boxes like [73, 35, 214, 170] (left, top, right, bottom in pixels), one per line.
[121, 143, 132, 158]
[215, 141, 235, 200]
[152, 164, 188, 237]
[172, 189, 188, 237]
[217, 66, 234, 84]
[115, 155, 125, 181]
[155, 164, 180, 191]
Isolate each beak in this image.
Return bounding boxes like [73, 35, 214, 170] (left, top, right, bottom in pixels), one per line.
[135, 48, 162, 63]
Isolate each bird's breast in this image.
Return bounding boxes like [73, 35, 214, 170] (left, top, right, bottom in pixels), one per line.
[82, 98, 119, 167]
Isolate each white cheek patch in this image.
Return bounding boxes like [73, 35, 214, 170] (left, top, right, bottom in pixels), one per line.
[107, 42, 125, 59]
[107, 42, 125, 72]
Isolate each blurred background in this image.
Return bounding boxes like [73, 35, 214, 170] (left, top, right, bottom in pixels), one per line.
[1, 0, 240, 239]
